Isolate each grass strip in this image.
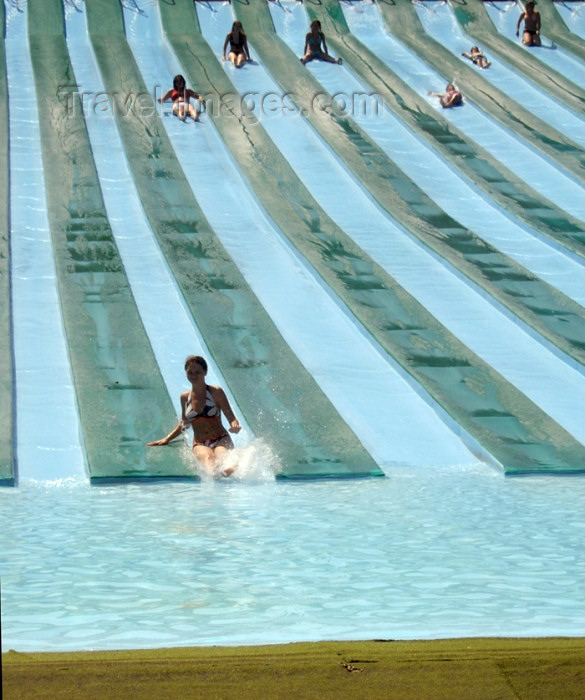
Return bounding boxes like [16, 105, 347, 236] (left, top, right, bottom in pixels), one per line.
[27, 0, 193, 481]
[161, 0, 585, 474]
[84, 0, 381, 479]
[310, 0, 585, 262]
[0, 0, 13, 485]
[4, 637, 585, 699]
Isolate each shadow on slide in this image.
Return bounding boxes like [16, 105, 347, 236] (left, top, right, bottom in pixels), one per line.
[3, 0, 585, 483]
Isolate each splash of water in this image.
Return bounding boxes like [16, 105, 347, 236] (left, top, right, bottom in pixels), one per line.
[220, 439, 282, 482]
[180, 438, 282, 483]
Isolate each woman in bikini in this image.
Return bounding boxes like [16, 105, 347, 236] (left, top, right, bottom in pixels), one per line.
[147, 355, 241, 476]
[516, 1, 541, 47]
[222, 21, 251, 68]
[158, 74, 204, 122]
[300, 19, 342, 65]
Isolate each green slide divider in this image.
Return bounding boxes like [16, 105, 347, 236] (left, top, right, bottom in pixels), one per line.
[305, 0, 585, 263]
[161, 0, 585, 474]
[85, 0, 382, 479]
[447, 0, 585, 116]
[27, 0, 195, 482]
[0, 0, 14, 486]
[232, 0, 585, 370]
[540, 0, 585, 58]
[375, 0, 585, 190]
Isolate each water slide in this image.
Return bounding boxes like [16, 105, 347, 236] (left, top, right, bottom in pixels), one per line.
[2, 0, 585, 484]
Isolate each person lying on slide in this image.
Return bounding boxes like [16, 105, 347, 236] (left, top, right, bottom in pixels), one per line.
[148, 355, 241, 477]
[461, 46, 491, 69]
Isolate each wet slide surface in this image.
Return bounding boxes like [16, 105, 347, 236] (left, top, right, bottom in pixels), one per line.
[2, 0, 585, 481]
[0, 0, 11, 484]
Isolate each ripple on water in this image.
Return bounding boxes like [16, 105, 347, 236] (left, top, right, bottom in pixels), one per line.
[2, 471, 585, 650]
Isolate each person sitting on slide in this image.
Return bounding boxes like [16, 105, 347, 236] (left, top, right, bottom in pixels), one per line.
[222, 21, 251, 68]
[300, 19, 342, 65]
[158, 74, 204, 122]
[147, 355, 241, 477]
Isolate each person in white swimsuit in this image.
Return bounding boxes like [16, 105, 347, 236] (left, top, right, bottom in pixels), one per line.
[148, 355, 241, 476]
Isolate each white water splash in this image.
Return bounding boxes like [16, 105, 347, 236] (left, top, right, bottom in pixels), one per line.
[179, 438, 282, 482]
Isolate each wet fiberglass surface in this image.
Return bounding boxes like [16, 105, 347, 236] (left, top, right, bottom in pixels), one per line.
[2, 0, 585, 651]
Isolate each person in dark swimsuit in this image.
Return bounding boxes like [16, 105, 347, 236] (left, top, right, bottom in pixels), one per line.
[461, 46, 491, 69]
[428, 84, 463, 108]
[147, 355, 241, 476]
[516, 1, 541, 47]
[158, 74, 204, 122]
[222, 21, 251, 68]
[300, 19, 342, 65]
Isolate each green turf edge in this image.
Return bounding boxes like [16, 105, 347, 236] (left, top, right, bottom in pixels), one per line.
[377, 0, 585, 188]
[26, 0, 195, 481]
[311, 0, 585, 262]
[84, 0, 382, 480]
[4, 638, 585, 700]
[0, 0, 14, 485]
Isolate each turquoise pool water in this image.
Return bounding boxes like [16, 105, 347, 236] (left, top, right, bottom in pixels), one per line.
[3, 467, 585, 651]
[3, 0, 585, 652]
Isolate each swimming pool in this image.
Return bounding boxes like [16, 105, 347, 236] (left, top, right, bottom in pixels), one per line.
[3, 468, 585, 651]
[2, 0, 585, 652]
